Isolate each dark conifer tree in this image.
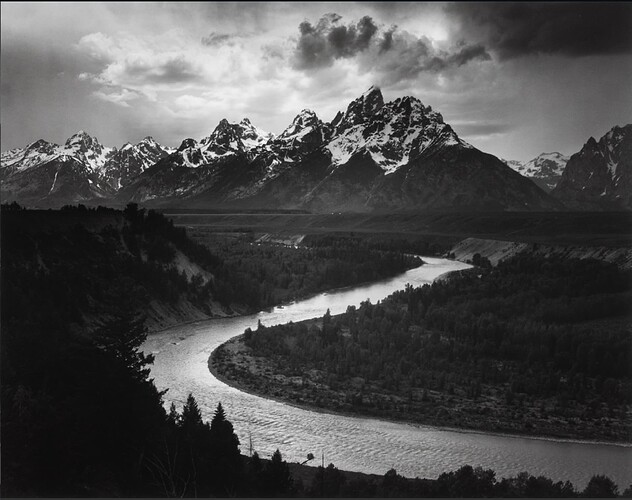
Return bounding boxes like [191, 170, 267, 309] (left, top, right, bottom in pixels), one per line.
[94, 312, 154, 381]
[209, 402, 242, 495]
[181, 393, 205, 435]
[262, 449, 293, 496]
[582, 474, 619, 498]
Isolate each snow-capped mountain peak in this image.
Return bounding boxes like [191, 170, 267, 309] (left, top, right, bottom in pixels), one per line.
[237, 118, 274, 149]
[141, 136, 159, 146]
[199, 120, 246, 160]
[326, 89, 458, 174]
[178, 138, 198, 152]
[64, 130, 98, 149]
[505, 152, 569, 191]
[279, 109, 322, 139]
[1, 139, 60, 172]
[333, 86, 385, 135]
[272, 109, 330, 157]
[61, 131, 115, 172]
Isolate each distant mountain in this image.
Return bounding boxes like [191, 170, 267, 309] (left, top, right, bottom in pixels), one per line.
[115, 118, 277, 204]
[552, 125, 632, 210]
[0, 132, 172, 205]
[504, 152, 569, 192]
[103, 137, 172, 189]
[2, 89, 562, 211]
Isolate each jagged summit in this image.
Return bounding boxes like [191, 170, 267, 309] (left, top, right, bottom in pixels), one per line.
[333, 86, 385, 134]
[27, 139, 53, 150]
[178, 138, 198, 152]
[553, 124, 632, 209]
[279, 109, 321, 137]
[200, 117, 272, 154]
[360, 85, 384, 114]
[237, 118, 274, 148]
[273, 109, 329, 156]
[325, 88, 461, 173]
[65, 130, 98, 147]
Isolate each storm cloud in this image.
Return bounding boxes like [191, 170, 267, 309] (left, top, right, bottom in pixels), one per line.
[293, 13, 379, 69]
[447, 3, 632, 59]
[293, 13, 491, 81]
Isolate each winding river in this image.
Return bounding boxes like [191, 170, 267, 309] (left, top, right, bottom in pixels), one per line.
[142, 257, 632, 489]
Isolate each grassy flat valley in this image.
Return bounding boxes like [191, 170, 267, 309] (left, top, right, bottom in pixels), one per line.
[165, 210, 632, 247]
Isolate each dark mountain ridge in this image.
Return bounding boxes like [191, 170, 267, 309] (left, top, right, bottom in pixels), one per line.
[552, 125, 632, 210]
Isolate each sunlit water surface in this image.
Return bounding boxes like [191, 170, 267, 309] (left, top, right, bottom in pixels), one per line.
[142, 257, 631, 489]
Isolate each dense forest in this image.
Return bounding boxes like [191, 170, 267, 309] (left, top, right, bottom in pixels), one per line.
[217, 254, 632, 442]
[1, 203, 421, 329]
[183, 231, 424, 309]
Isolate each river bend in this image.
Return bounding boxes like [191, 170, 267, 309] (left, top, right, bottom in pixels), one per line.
[142, 257, 631, 489]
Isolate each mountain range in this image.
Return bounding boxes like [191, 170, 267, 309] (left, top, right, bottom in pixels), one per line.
[1, 88, 630, 211]
[0, 133, 172, 204]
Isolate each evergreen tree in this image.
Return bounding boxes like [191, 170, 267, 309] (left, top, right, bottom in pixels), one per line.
[209, 402, 241, 495]
[166, 402, 180, 427]
[94, 312, 154, 382]
[262, 449, 293, 496]
[582, 474, 619, 498]
[181, 393, 204, 432]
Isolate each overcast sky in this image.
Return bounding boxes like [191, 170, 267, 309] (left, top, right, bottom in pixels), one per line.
[2, 2, 631, 161]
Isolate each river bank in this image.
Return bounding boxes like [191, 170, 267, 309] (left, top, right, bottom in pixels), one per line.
[209, 325, 632, 445]
[144, 250, 426, 334]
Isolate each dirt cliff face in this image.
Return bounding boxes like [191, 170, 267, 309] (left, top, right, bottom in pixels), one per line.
[450, 237, 632, 269]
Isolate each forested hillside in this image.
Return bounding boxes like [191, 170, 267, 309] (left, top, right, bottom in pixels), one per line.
[0, 203, 418, 496]
[1, 204, 421, 332]
[215, 254, 632, 441]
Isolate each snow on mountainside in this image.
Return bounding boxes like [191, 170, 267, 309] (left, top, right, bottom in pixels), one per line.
[552, 124, 632, 209]
[504, 152, 569, 192]
[1, 132, 172, 205]
[103, 137, 173, 189]
[326, 86, 472, 174]
[0, 131, 117, 176]
[238, 118, 275, 149]
[172, 118, 274, 167]
[274, 109, 330, 156]
[62, 131, 116, 172]
[1, 140, 60, 174]
[115, 118, 277, 204]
